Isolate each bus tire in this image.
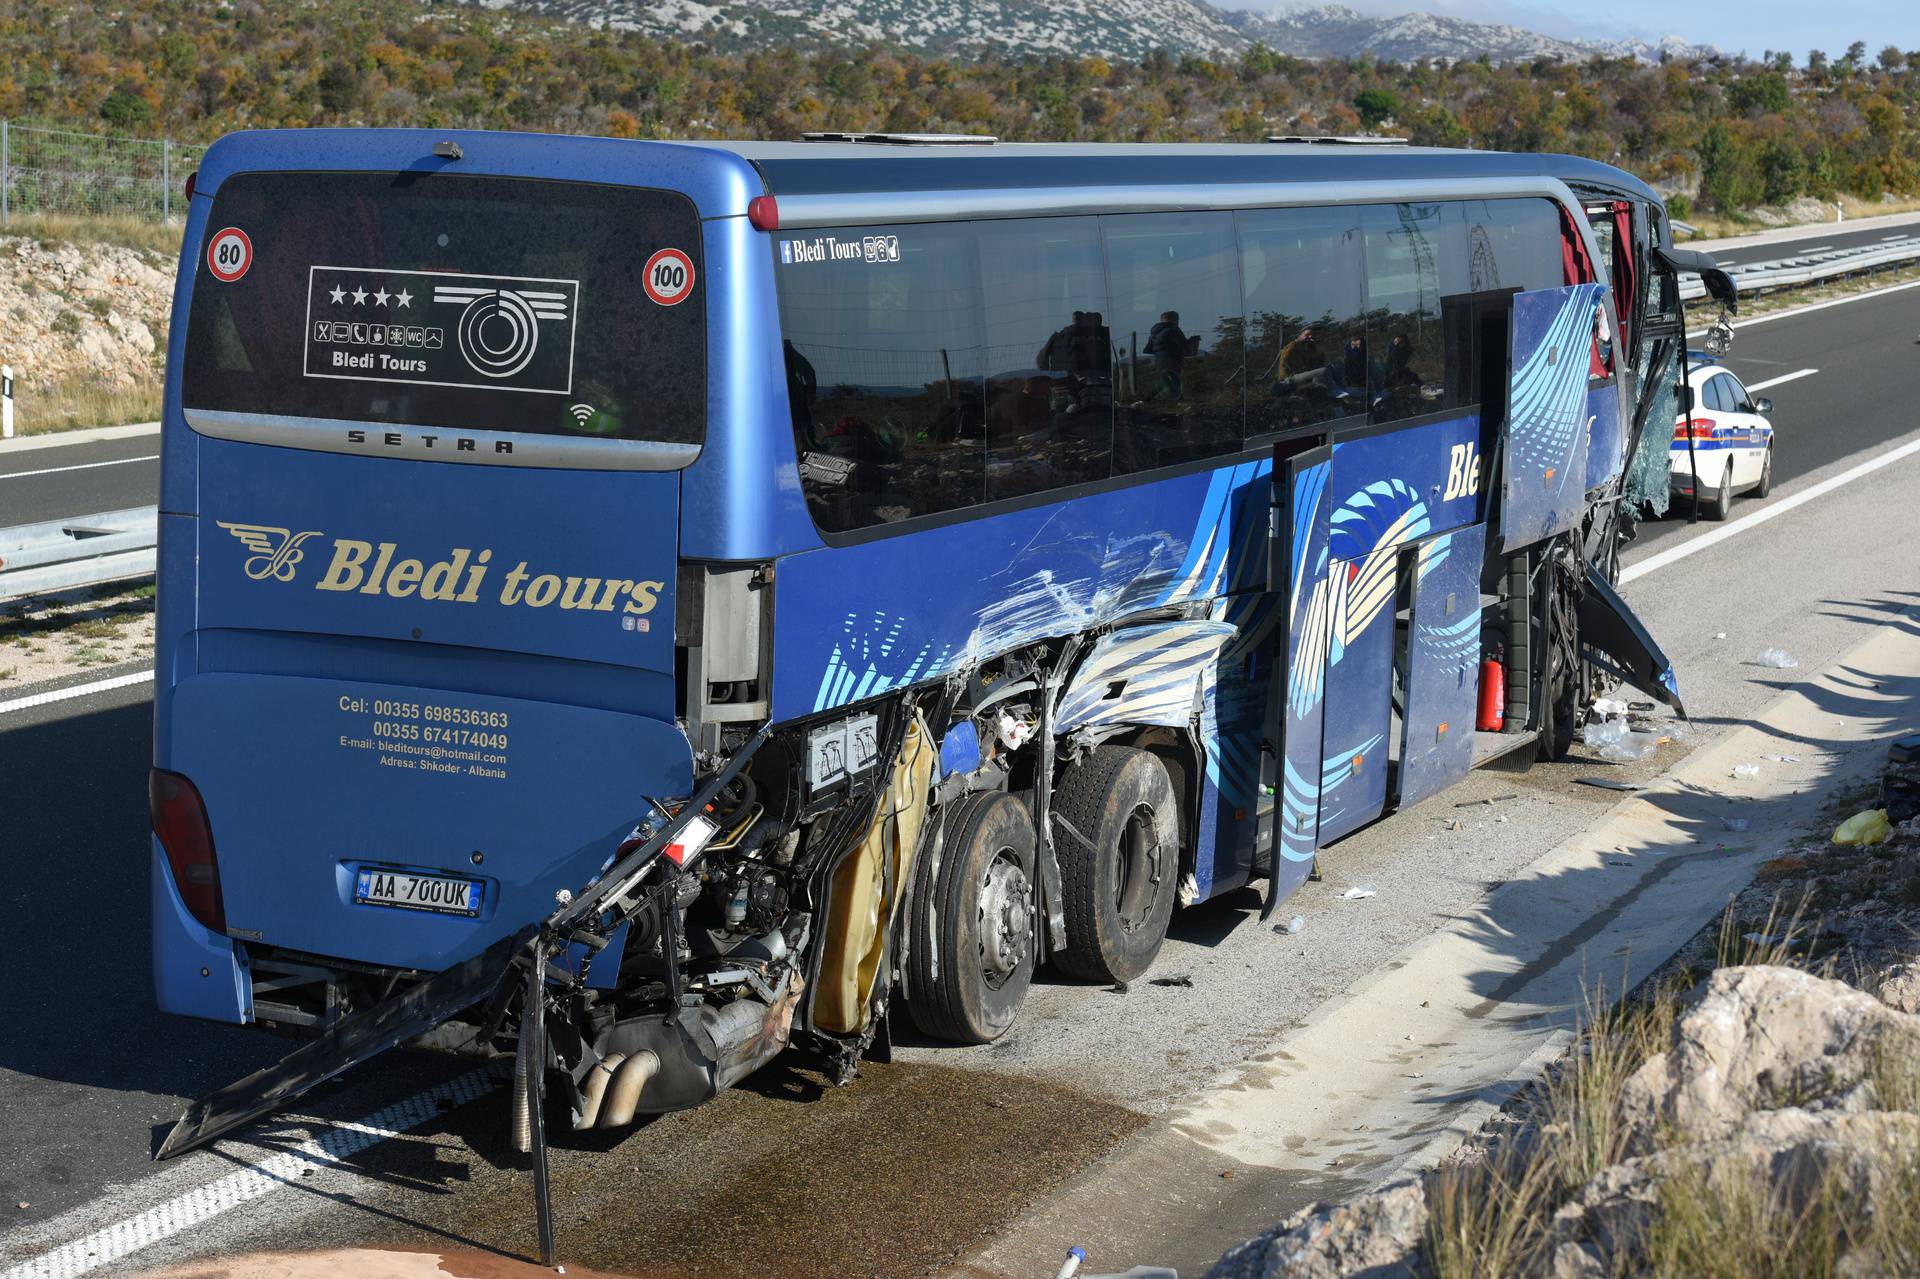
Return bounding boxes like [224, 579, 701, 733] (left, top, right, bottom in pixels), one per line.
[1049, 746, 1180, 984]
[1539, 552, 1580, 763]
[903, 790, 1037, 1045]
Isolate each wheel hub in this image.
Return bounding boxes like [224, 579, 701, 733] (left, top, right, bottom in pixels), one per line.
[977, 852, 1032, 986]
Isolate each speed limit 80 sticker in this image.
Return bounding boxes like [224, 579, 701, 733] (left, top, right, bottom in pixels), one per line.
[642, 248, 695, 307]
[206, 227, 253, 283]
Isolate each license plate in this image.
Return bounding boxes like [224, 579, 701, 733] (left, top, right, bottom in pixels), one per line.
[354, 868, 483, 917]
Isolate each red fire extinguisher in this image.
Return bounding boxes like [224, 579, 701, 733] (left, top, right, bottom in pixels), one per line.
[1477, 644, 1507, 732]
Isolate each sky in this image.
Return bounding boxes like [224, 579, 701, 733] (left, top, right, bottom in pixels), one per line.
[1229, 1, 1920, 57]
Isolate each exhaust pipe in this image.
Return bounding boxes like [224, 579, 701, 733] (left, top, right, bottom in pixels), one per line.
[574, 1052, 626, 1130]
[598, 1050, 662, 1128]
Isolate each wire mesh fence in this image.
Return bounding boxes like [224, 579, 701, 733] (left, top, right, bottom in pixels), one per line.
[0, 120, 206, 225]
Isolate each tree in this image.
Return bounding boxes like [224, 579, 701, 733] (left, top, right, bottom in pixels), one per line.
[1352, 87, 1398, 128]
[1843, 41, 1867, 71]
[1808, 49, 1828, 75]
[1879, 47, 1906, 73]
[98, 91, 152, 128]
[1729, 73, 1789, 115]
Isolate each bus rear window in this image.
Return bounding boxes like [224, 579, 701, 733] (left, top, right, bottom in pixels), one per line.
[182, 171, 705, 452]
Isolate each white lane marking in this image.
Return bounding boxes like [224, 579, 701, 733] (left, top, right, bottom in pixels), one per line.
[0, 670, 151, 717]
[0, 454, 159, 481]
[1882, 234, 1910, 241]
[0, 1067, 503, 1279]
[1621, 435, 1920, 586]
[1690, 277, 1920, 338]
[1743, 368, 1818, 392]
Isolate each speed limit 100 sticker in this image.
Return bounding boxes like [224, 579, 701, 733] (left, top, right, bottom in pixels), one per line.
[642, 248, 695, 306]
[206, 227, 253, 283]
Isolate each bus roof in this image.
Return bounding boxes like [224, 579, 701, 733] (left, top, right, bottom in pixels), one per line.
[694, 140, 1662, 206]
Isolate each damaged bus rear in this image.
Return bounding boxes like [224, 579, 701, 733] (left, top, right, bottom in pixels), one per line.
[155, 134, 1720, 1188]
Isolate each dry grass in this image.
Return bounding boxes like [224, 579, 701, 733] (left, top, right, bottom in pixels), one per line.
[12, 376, 161, 435]
[3, 212, 182, 257]
[1424, 1154, 1556, 1279]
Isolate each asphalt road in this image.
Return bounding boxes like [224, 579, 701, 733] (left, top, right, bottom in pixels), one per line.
[1, 279, 1917, 1277]
[1697, 211, 1920, 269]
[0, 433, 160, 528]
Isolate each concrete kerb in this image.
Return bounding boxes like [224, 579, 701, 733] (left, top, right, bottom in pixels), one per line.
[0, 421, 160, 452]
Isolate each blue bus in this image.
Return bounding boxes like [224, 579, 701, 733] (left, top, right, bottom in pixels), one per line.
[151, 132, 1729, 1172]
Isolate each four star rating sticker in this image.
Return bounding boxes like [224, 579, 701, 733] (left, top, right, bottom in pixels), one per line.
[328, 282, 412, 308]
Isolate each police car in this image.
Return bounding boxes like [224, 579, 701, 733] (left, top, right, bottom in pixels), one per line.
[1671, 357, 1775, 520]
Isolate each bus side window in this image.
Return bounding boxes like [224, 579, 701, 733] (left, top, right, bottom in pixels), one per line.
[776, 222, 986, 532]
[976, 217, 1113, 502]
[1362, 201, 1471, 425]
[1237, 206, 1367, 439]
[1101, 211, 1245, 473]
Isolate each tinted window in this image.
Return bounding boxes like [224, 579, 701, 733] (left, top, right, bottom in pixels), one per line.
[1104, 212, 1245, 473]
[182, 172, 705, 446]
[776, 223, 985, 532]
[977, 217, 1112, 501]
[1722, 373, 1749, 409]
[1238, 206, 1367, 437]
[1703, 374, 1731, 412]
[1362, 202, 1472, 423]
[1467, 199, 1565, 294]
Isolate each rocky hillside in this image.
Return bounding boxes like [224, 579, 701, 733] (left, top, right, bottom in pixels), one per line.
[1, 234, 174, 432]
[484, 0, 1713, 64]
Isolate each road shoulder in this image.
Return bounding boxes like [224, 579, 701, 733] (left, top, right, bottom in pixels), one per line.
[958, 602, 1920, 1279]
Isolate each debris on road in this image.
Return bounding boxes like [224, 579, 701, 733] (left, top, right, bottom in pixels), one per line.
[1731, 762, 1761, 779]
[1452, 793, 1519, 808]
[1762, 753, 1802, 763]
[1339, 885, 1377, 901]
[1281, 916, 1305, 935]
[1722, 817, 1751, 832]
[1755, 647, 1801, 668]
[1585, 717, 1658, 761]
[1150, 974, 1194, 988]
[1832, 808, 1892, 846]
[1576, 777, 1647, 792]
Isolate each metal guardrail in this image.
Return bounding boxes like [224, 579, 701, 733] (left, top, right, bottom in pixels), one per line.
[1680, 235, 1920, 300]
[0, 505, 157, 600]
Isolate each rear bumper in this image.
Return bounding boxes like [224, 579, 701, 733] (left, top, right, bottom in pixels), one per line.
[152, 840, 251, 1023]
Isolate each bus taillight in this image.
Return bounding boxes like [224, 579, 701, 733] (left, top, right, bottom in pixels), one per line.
[747, 195, 779, 231]
[150, 768, 226, 933]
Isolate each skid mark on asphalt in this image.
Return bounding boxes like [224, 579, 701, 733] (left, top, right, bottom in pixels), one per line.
[1, 1069, 501, 1279]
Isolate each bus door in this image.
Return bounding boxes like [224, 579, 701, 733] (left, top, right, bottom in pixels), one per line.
[1500, 282, 1606, 551]
[1261, 441, 1333, 917]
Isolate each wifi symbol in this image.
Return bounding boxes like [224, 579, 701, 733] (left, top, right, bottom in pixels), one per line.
[568, 403, 595, 426]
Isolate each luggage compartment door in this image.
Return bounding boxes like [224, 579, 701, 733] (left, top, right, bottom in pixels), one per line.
[1398, 523, 1486, 808]
[1263, 442, 1334, 917]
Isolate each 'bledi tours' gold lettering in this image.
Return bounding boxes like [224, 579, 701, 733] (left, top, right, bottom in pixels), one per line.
[316, 541, 662, 615]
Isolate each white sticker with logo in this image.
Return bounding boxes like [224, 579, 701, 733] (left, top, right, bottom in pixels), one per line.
[302, 266, 580, 395]
[779, 234, 901, 267]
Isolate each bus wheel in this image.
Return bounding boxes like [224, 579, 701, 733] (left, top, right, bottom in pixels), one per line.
[904, 791, 1037, 1044]
[1540, 553, 1581, 763]
[1050, 746, 1180, 984]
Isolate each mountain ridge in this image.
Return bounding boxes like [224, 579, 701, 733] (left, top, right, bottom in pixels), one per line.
[475, 0, 1715, 65]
